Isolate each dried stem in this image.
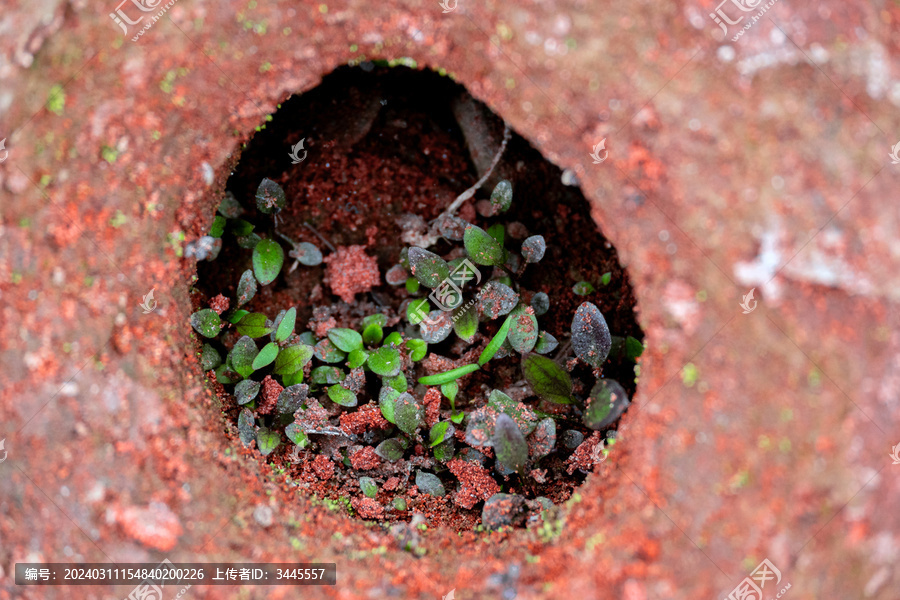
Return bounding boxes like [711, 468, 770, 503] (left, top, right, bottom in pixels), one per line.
[439, 124, 511, 219]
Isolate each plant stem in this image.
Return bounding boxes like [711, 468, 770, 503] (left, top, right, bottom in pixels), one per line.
[436, 124, 511, 219]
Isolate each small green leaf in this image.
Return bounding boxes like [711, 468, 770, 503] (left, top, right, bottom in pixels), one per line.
[583, 379, 630, 430]
[236, 270, 257, 307]
[314, 338, 347, 363]
[379, 386, 401, 423]
[385, 373, 407, 393]
[408, 247, 451, 288]
[433, 437, 456, 462]
[406, 339, 428, 362]
[374, 438, 405, 461]
[394, 392, 423, 436]
[234, 379, 260, 405]
[361, 314, 388, 328]
[311, 366, 346, 385]
[218, 192, 243, 218]
[450, 412, 465, 424]
[292, 242, 323, 266]
[407, 298, 432, 325]
[215, 364, 241, 384]
[508, 304, 539, 354]
[229, 218, 254, 236]
[392, 497, 408, 511]
[521, 235, 546, 263]
[493, 413, 528, 473]
[571, 301, 612, 368]
[238, 408, 255, 446]
[209, 215, 226, 238]
[237, 233, 261, 249]
[490, 179, 513, 213]
[359, 477, 378, 498]
[625, 336, 644, 359]
[453, 304, 478, 342]
[362, 322, 383, 346]
[327, 328, 363, 352]
[384, 332, 403, 347]
[252, 341, 279, 370]
[415, 471, 445, 496]
[573, 281, 595, 296]
[227, 309, 249, 324]
[236, 312, 274, 338]
[476, 281, 518, 319]
[478, 314, 513, 366]
[405, 277, 420, 293]
[418, 363, 480, 386]
[274, 344, 315, 375]
[199, 344, 222, 371]
[285, 423, 309, 448]
[464, 224, 507, 266]
[298, 331, 317, 346]
[281, 371, 304, 386]
[190, 309, 222, 338]
[252, 239, 285, 285]
[440, 381, 458, 406]
[230, 336, 258, 378]
[487, 223, 505, 244]
[256, 427, 281, 456]
[275, 307, 297, 342]
[522, 354, 574, 404]
[534, 331, 559, 355]
[368, 346, 401, 377]
[429, 421, 453, 447]
[487, 389, 538, 435]
[328, 384, 357, 407]
[276, 383, 308, 414]
[347, 348, 369, 369]
[255, 178, 286, 214]
[601, 272, 612, 285]
[531, 292, 550, 316]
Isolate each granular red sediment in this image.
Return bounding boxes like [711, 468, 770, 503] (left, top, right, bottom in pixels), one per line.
[351, 496, 384, 520]
[349, 446, 381, 470]
[256, 375, 282, 415]
[310, 454, 335, 480]
[209, 294, 230, 314]
[423, 387, 441, 427]
[323, 245, 381, 303]
[383, 477, 401, 491]
[447, 459, 500, 509]
[339, 403, 390, 435]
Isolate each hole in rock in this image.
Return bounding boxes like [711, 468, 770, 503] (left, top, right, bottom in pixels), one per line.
[190, 65, 644, 530]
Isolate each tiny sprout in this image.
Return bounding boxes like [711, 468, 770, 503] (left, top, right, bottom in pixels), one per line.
[255, 178, 286, 214]
[521, 235, 546, 263]
[252, 239, 285, 285]
[415, 471, 445, 497]
[573, 281, 595, 296]
[530, 292, 550, 316]
[571, 301, 612, 369]
[359, 477, 378, 498]
[190, 309, 222, 338]
[601, 272, 612, 286]
[490, 179, 513, 213]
